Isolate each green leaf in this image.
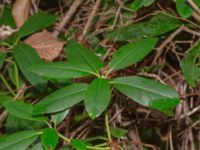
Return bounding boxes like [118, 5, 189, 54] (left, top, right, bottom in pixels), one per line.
[27, 143, 43, 150]
[6, 115, 47, 134]
[143, 0, 155, 7]
[18, 12, 57, 38]
[13, 43, 47, 92]
[131, 0, 144, 11]
[51, 109, 69, 125]
[149, 99, 180, 116]
[8, 63, 24, 89]
[65, 41, 104, 74]
[0, 92, 13, 108]
[33, 83, 88, 115]
[109, 38, 158, 71]
[30, 62, 94, 79]
[0, 130, 39, 150]
[85, 78, 111, 119]
[181, 41, 200, 86]
[112, 76, 180, 115]
[176, 0, 200, 18]
[41, 128, 59, 150]
[107, 13, 181, 41]
[0, 52, 6, 69]
[0, 7, 16, 28]
[3, 101, 46, 121]
[70, 139, 87, 150]
[131, 0, 155, 11]
[110, 127, 128, 138]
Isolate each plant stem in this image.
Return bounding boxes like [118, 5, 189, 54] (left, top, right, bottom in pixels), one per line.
[58, 133, 71, 143]
[105, 112, 112, 143]
[6, 60, 20, 89]
[87, 146, 110, 150]
[0, 74, 16, 96]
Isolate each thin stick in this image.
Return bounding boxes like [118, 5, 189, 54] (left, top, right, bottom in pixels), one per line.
[167, 104, 200, 122]
[187, 0, 200, 15]
[152, 25, 200, 65]
[152, 26, 183, 65]
[111, 2, 123, 30]
[52, 0, 83, 38]
[80, 0, 101, 42]
[172, 0, 200, 22]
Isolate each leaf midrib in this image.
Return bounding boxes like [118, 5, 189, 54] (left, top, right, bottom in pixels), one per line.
[113, 81, 175, 99]
[77, 49, 99, 74]
[0, 132, 37, 149]
[110, 47, 135, 71]
[34, 64, 95, 76]
[35, 88, 86, 110]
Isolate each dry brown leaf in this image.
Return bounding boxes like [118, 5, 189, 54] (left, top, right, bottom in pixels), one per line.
[12, 0, 31, 28]
[0, 25, 18, 40]
[25, 30, 65, 61]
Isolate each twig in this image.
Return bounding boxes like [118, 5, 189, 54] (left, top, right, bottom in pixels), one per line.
[167, 104, 200, 122]
[0, 84, 27, 127]
[152, 26, 183, 65]
[111, 2, 123, 30]
[152, 25, 200, 65]
[183, 26, 200, 36]
[52, 0, 84, 38]
[187, 0, 200, 15]
[80, 0, 101, 42]
[172, 0, 200, 22]
[169, 126, 174, 150]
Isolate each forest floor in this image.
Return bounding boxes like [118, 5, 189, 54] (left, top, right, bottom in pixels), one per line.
[0, 0, 200, 150]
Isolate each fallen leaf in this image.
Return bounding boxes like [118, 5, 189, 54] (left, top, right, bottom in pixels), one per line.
[25, 30, 65, 61]
[0, 25, 18, 40]
[12, 0, 31, 28]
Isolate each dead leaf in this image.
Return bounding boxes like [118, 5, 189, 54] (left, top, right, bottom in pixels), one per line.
[0, 25, 18, 40]
[25, 30, 65, 61]
[12, 0, 31, 28]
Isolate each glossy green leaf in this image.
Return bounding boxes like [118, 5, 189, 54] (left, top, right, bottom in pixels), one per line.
[85, 78, 111, 119]
[0, 92, 14, 108]
[51, 109, 69, 125]
[33, 83, 88, 115]
[143, 0, 155, 6]
[176, 0, 200, 18]
[0, 130, 39, 150]
[107, 13, 181, 41]
[13, 43, 47, 92]
[27, 143, 43, 150]
[65, 41, 104, 74]
[30, 62, 94, 79]
[18, 12, 57, 38]
[70, 139, 87, 150]
[131, 0, 144, 11]
[112, 76, 180, 114]
[41, 128, 59, 150]
[6, 115, 47, 134]
[110, 127, 128, 138]
[3, 101, 46, 121]
[181, 41, 200, 86]
[0, 7, 16, 28]
[8, 63, 24, 89]
[0, 53, 6, 69]
[131, 0, 155, 11]
[149, 99, 180, 116]
[109, 38, 158, 71]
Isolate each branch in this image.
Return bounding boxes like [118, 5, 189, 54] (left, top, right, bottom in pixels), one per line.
[52, 0, 84, 38]
[80, 0, 101, 42]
